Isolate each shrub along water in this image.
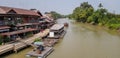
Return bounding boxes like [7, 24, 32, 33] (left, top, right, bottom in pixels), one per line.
[34, 38, 41, 42]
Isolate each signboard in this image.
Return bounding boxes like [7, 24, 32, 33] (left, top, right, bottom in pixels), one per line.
[49, 32, 54, 37]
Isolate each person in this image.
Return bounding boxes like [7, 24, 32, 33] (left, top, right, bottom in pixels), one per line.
[35, 45, 44, 54]
[37, 45, 44, 51]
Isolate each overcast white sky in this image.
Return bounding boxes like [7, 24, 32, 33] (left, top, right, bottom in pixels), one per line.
[0, 0, 120, 15]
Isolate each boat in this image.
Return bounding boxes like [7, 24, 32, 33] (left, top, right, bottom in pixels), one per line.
[43, 39, 59, 47]
[47, 24, 66, 39]
[26, 47, 54, 58]
[64, 22, 69, 27]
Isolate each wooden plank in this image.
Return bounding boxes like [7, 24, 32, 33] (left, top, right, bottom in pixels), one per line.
[0, 44, 13, 55]
[13, 29, 50, 52]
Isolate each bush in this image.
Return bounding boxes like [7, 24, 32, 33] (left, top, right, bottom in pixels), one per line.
[108, 24, 120, 30]
[26, 32, 33, 38]
[34, 38, 41, 42]
[4, 36, 10, 43]
[0, 35, 3, 45]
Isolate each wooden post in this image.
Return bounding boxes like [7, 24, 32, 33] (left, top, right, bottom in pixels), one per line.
[23, 33, 26, 38]
[13, 44, 17, 53]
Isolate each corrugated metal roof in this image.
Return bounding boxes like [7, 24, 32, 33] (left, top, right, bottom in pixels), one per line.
[0, 6, 41, 16]
[50, 24, 64, 30]
[0, 8, 6, 14]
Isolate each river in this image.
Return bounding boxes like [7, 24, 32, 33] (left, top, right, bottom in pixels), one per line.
[4, 18, 120, 58]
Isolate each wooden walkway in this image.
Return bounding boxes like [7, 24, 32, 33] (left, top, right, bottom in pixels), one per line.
[0, 44, 13, 55]
[0, 29, 50, 55]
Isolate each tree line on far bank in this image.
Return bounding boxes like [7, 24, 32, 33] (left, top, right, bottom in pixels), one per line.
[45, 11, 66, 20]
[68, 2, 120, 30]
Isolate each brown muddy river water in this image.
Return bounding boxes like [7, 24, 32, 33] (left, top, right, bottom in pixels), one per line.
[3, 18, 120, 58]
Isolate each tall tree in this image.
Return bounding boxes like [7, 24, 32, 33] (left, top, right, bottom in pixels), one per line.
[98, 3, 103, 8]
[45, 11, 65, 20]
[72, 2, 94, 22]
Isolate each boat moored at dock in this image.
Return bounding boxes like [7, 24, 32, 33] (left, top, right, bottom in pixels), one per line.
[43, 39, 59, 47]
[64, 22, 69, 27]
[47, 24, 66, 39]
[26, 47, 54, 58]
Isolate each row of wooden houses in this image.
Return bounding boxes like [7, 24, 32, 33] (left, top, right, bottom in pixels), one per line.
[0, 6, 55, 44]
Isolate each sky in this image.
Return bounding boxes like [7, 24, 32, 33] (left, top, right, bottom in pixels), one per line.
[0, 0, 120, 15]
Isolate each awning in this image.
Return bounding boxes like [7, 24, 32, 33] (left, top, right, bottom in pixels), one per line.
[34, 42, 44, 45]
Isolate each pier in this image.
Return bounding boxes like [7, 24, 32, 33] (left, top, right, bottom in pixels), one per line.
[0, 44, 13, 55]
[0, 29, 50, 55]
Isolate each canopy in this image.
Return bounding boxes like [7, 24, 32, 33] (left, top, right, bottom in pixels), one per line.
[34, 42, 44, 45]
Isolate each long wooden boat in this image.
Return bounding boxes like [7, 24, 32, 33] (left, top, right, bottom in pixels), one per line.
[47, 24, 66, 39]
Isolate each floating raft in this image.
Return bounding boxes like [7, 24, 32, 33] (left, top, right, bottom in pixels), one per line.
[26, 47, 54, 58]
[43, 39, 59, 47]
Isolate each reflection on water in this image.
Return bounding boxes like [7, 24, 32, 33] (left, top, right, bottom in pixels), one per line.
[3, 47, 33, 58]
[4, 18, 120, 58]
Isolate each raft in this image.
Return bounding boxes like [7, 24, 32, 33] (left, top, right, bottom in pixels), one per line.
[26, 47, 54, 58]
[43, 39, 59, 47]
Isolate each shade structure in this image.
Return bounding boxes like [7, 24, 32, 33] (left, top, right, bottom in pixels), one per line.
[34, 42, 44, 46]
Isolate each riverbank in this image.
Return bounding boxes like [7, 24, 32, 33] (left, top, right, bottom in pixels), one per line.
[48, 18, 120, 58]
[72, 20, 120, 36]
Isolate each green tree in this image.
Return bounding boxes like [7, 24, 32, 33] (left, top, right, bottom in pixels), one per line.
[70, 2, 120, 30]
[72, 2, 94, 22]
[50, 11, 65, 19]
[98, 3, 103, 8]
